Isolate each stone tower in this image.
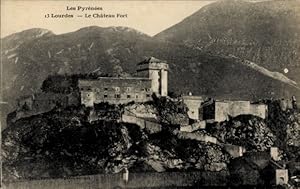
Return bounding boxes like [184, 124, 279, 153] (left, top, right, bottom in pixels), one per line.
[137, 57, 169, 96]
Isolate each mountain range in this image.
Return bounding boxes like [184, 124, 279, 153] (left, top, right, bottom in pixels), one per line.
[1, 0, 300, 128]
[155, 0, 300, 83]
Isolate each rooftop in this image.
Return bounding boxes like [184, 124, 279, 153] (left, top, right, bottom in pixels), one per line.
[182, 95, 204, 100]
[137, 56, 167, 65]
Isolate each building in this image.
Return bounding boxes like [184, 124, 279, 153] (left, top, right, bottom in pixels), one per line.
[79, 78, 153, 106]
[181, 95, 204, 120]
[136, 57, 169, 97]
[202, 100, 267, 122]
[79, 57, 169, 107]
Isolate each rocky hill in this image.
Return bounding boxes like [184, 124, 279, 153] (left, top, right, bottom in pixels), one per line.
[3, 99, 299, 182]
[1, 102, 229, 181]
[155, 0, 300, 84]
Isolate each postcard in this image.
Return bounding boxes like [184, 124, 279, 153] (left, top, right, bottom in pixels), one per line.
[1, 0, 300, 188]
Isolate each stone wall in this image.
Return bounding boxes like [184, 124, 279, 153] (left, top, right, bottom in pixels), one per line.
[250, 104, 267, 119]
[212, 101, 267, 122]
[275, 169, 288, 185]
[182, 96, 203, 120]
[270, 147, 279, 161]
[3, 171, 229, 189]
[177, 131, 218, 144]
[121, 114, 162, 134]
[279, 99, 294, 111]
[124, 104, 157, 119]
[79, 78, 152, 106]
[161, 69, 168, 97]
[180, 121, 206, 132]
[229, 101, 251, 118]
[214, 101, 230, 122]
[14, 92, 79, 121]
[223, 144, 245, 158]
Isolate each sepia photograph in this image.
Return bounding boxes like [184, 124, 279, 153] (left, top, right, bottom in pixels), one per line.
[1, 0, 300, 188]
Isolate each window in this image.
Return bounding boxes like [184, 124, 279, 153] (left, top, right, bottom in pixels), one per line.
[136, 95, 139, 99]
[146, 94, 150, 97]
[126, 87, 131, 92]
[104, 87, 108, 91]
[115, 87, 120, 92]
[104, 95, 108, 98]
[146, 88, 151, 92]
[115, 94, 121, 98]
[127, 95, 131, 98]
[141, 88, 145, 91]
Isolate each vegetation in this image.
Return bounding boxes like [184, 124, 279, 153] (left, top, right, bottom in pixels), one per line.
[152, 95, 189, 127]
[41, 74, 78, 94]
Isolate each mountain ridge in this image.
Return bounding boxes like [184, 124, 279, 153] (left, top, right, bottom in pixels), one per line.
[2, 3, 300, 128]
[155, 0, 300, 83]
[2, 25, 299, 101]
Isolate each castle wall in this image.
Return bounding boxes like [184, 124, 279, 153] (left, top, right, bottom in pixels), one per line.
[275, 169, 288, 185]
[15, 92, 80, 121]
[215, 101, 230, 122]
[161, 70, 168, 96]
[121, 114, 161, 134]
[182, 96, 203, 120]
[149, 70, 160, 95]
[249, 104, 267, 119]
[228, 101, 251, 118]
[79, 78, 152, 106]
[213, 101, 267, 122]
[80, 91, 95, 107]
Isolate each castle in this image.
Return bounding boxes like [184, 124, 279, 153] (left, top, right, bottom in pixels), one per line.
[79, 57, 169, 106]
[15, 57, 169, 118]
[14, 56, 272, 123]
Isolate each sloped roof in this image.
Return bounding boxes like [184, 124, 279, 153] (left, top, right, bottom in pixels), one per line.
[137, 57, 167, 65]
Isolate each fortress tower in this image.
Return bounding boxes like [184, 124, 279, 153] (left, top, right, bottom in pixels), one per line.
[137, 57, 169, 97]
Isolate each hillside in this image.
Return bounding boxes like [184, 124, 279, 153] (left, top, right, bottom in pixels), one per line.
[1, 25, 300, 129]
[155, 0, 300, 84]
[2, 102, 230, 181]
[3, 99, 299, 182]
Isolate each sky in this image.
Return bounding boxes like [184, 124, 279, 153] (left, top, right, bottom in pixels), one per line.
[1, 1, 215, 37]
